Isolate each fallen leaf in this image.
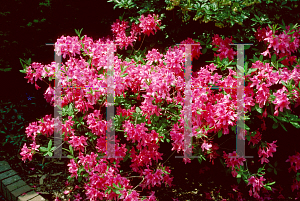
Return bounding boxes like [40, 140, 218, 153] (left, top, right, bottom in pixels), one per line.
[39, 174, 47, 185]
[28, 174, 42, 177]
[51, 172, 63, 176]
[53, 162, 65, 165]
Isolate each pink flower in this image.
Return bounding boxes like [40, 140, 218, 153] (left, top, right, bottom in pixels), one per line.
[30, 141, 40, 152]
[55, 35, 81, 59]
[261, 48, 271, 58]
[20, 143, 33, 163]
[248, 130, 262, 146]
[258, 140, 277, 164]
[179, 37, 202, 60]
[201, 141, 212, 152]
[69, 135, 88, 153]
[286, 152, 300, 173]
[63, 190, 70, 195]
[146, 48, 164, 65]
[44, 85, 55, 106]
[272, 86, 291, 113]
[74, 193, 82, 201]
[67, 159, 79, 179]
[139, 14, 161, 37]
[223, 151, 246, 176]
[25, 122, 40, 141]
[212, 34, 236, 61]
[247, 176, 266, 199]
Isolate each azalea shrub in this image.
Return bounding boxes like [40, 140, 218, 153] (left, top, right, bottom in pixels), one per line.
[19, 12, 300, 200]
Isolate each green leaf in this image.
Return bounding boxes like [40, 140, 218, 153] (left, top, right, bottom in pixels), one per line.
[267, 168, 272, 172]
[271, 54, 276, 63]
[277, 55, 287, 62]
[245, 124, 250, 131]
[67, 155, 73, 159]
[274, 169, 277, 175]
[39, 147, 48, 152]
[113, 183, 118, 188]
[48, 140, 52, 150]
[272, 123, 278, 129]
[217, 130, 222, 138]
[291, 122, 300, 129]
[268, 114, 277, 123]
[231, 125, 237, 134]
[276, 116, 288, 122]
[264, 185, 272, 191]
[246, 68, 258, 75]
[120, 73, 128, 77]
[255, 104, 262, 114]
[279, 122, 287, 132]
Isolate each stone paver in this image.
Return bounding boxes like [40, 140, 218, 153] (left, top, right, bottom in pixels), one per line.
[11, 185, 32, 201]
[0, 161, 47, 201]
[7, 180, 27, 193]
[0, 161, 11, 173]
[2, 175, 22, 199]
[28, 195, 46, 201]
[0, 169, 18, 192]
[17, 191, 39, 201]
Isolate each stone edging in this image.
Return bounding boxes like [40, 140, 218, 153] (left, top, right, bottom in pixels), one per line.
[0, 161, 47, 201]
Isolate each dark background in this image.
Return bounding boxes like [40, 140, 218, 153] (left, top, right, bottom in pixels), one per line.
[1, 0, 300, 199]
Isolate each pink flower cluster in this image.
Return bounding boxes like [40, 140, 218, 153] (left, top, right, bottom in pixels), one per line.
[145, 48, 164, 65]
[223, 151, 246, 177]
[21, 115, 74, 162]
[257, 140, 277, 164]
[25, 114, 54, 141]
[286, 152, 300, 192]
[111, 19, 137, 50]
[139, 14, 161, 37]
[255, 25, 300, 66]
[54, 35, 81, 59]
[248, 130, 262, 146]
[179, 37, 202, 61]
[111, 14, 161, 50]
[248, 175, 266, 199]
[20, 142, 40, 163]
[286, 152, 300, 173]
[68, 135, 88, 153]
[140, 165, 172, 190]
[212, 34, 237, 61]
[24, 62, 58, 90]
[247, 60, 300, 116]
[123, 120, 164, 172]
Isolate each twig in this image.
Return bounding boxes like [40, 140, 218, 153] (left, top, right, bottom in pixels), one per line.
[132, 176, 145, 191]
[136, 35, 146, 53]
[161, 150, 176, 167]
